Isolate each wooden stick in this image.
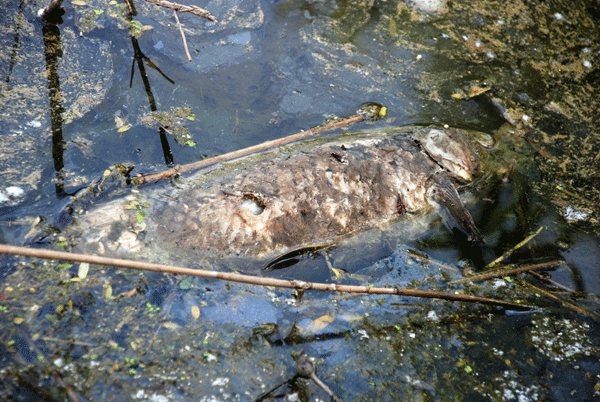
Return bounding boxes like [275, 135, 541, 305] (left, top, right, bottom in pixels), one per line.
[0, 244, 531, 310]
[144, 0, 217, 22]
[484, 226, 544, 269]
[452, 260, 563, 285]
[406, 250, 459, 272]
[173, 10, 192, 62]
[123, 0, 136, 15]
[502, 149, 520, 182]
[520, 280, 600, 320]
[132, 114, 366, 185]
[528, 270, 574, 292]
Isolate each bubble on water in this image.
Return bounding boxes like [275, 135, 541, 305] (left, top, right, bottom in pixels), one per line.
[5, 186, 24, 197]
[564, 206, 588, 221]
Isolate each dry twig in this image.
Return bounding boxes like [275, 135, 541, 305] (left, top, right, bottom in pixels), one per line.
[123, 0, 135, 15]
[0, 244, 530, 310]
[172, 10, 192, 61]
[452, 260, 563, 285]
[144, 0, 217, 22]
[528, 270, 574, 292]
[255, 351, 341, 402]
[503, 149, 520, 182]
[485, 226, 544, 269]
[294, 352, 341, 402]
[406, 250, 459, 272]
[132, 114, 366, 185]
[520, 281, 600, 320]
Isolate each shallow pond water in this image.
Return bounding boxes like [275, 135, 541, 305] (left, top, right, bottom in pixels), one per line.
[1, 0, 599, 400]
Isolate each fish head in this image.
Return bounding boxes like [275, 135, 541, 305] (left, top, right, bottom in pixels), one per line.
[412, 127, 494, 182]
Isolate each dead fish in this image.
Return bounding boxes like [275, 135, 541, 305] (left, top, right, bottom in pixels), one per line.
[68, 126, 492, 263]
[161, 127, 487, 254]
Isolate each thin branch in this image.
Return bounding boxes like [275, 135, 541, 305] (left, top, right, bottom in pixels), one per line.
[503, 149, 520, 182]
[255, 351, 341, 402]
[41, 337, 95, 346]
[520, 280, 600, 320]
[452, 260, 563, 285]
[123, 0, 136, 15]
[310, 373, 341, 402]
[484, 226, 544, 269]
[173, 10, 192, 62]
[528, 270, 574, 292]
[296, 352, 341, 402]
[144, 0, 217, 22]
[406, 250, 459, 272]
[0, 244, 531, 310]
[132, 114, 367, 185]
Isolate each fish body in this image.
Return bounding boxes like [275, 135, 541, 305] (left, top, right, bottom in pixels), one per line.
[70, 126, 489, 262]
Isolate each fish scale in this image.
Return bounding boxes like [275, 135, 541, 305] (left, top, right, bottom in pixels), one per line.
[156, 127, 484, 257]
[68, 126, 489, 265]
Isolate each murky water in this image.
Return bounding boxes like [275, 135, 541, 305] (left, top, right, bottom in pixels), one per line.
[1, 0, 599, 400]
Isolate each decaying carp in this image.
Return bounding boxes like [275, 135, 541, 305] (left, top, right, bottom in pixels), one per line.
[68, 126, 492, 264]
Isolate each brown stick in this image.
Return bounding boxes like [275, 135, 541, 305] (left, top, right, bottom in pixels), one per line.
[503, 149, 520, 183]
[0, 244, 530, 310]
[144, 0, 217, 22]
[520, 281, 600, 320]
[452, 260, 563, 285]
[132, 114, 366, 185]
[406, 250, 459, 272]
[484, 226, 543, 269]
[528, 270, 574, 292]
[173, 10, 192, 62]
[123, 0, 136, 15]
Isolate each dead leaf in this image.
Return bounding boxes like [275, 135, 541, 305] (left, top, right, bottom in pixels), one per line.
[301, 314, 335, 335]
[468, 85, 491, 98]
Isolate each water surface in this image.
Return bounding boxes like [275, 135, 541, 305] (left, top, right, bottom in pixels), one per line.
[1, 0, 599, 400]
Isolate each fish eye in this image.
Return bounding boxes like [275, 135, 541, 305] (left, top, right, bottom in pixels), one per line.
[241, 198, 264, 215]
